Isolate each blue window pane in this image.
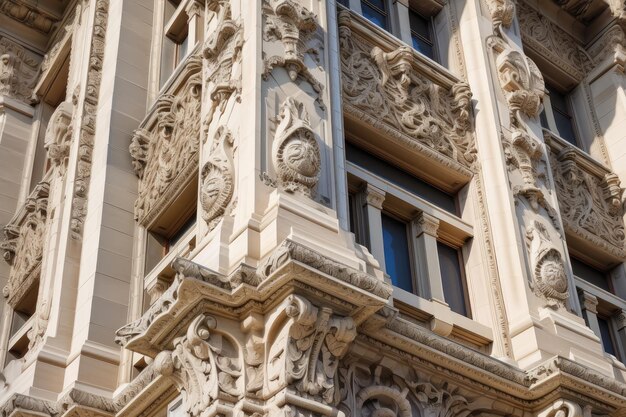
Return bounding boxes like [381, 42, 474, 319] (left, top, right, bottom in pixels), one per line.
[553, 110, 578, 146]
[598, 317, 617, 356]
[382, 214, 413, 292]
[411, 36, 434, 60]
[362, 3, 388, 30]
[438, 242, 468, 317]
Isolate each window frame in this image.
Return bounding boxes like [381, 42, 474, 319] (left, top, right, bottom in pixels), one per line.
[408, 7, 437, 62]
[541, 84, 581, 147]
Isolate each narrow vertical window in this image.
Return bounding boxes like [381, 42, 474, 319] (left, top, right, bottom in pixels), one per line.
[381, 213, 413, 292]
[547, 85, 578, 146]
[437, 241, 469, 317]
[598, 316, 618, 357]
[409, 9, 435, 61]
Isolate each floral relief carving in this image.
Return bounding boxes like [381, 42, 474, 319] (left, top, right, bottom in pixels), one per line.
[0, 182, 49, 306]
[201, 126, 235, 230]
[267, 294, 356, 404]
[70, 0, 109, 239]
[204, 0, 243, 125]
[339, 15, 476, 170]
[44, 101, 74, 173]
[550, 147, 625, 257]
[517, 1, 593, 81]
[272, 97, 320, 196]
[0, 36, 40, 103]
[133, 57, 202, 225]
[154, 314, 242, 417]
[525, 220, 569, 308]
[262, 0, 324, 107]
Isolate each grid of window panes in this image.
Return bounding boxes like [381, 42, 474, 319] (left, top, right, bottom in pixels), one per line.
[409, 9, 435, 61]
[361, 0, 389, 30]
[541, 85, 578, 146]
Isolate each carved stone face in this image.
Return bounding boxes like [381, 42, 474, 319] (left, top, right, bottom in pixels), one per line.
[540, 256, 567, 293]
[283, 135, 320, 177]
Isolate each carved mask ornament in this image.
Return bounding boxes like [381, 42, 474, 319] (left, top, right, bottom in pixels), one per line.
[201, 126, 235, 230]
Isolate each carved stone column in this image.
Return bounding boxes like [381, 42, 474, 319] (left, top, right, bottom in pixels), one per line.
[579, 290, 601, 341]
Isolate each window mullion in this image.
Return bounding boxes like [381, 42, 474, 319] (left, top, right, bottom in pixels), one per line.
[412, 212, 446, 305]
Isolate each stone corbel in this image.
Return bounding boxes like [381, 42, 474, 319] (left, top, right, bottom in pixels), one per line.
[267, 294, 356, 405]
[601, 173, 623, 216]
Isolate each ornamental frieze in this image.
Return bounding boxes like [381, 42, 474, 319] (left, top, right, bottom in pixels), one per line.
[548, 138, 626, 258]
[338, 11, 475, 171]
[131, 56, 202, 225]
[0, 181, 49, 307]
[0, 36, 40, 103]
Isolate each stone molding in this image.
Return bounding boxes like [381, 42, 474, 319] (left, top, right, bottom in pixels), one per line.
[338, 10, 475, 178]
[0, 35, 40, 104]
[0, 181, 49, 306]
[131, 55, 202, 225]
[0, 0, 58, 34]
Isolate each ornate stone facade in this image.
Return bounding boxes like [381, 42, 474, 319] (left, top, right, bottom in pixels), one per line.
[1, 2, 626, 417]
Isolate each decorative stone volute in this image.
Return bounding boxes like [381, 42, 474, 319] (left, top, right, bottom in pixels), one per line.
[272, 97, 320, 196]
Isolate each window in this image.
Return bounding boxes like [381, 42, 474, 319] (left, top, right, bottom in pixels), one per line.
[438, 241, 469, 317]
[5, 281, 39, 365]
[361, 0, 389, 30]
[571, 257, 612, 293]
[541, 85, 578, 146]
[597, 316, 618, 357]
[160, 1, 191, 87]
[381, 213, 413, 292]
[409, 9, 435, 61]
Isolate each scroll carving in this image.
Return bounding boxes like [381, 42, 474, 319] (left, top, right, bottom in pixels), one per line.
[262, 0, 324, 106]
[339, 16, 476, 169]
[550, 147, 625, 257]
[154, 314, 242, 417]
[525, 220, 569, 307]
[201, 126, 235, 229]
[204, 0, 243, 125]
[133, 57, 202, 224]
[267, 295, 356, 404]
[0, 36, 40, 103]
[44, 101, 74, 172]
[0, 182, 49, 306]
[70, 0, 110, 239]
[272, 97, 320, 196]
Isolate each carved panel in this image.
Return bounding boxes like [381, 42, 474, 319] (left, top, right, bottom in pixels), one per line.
[132, 56, 202, 225]
[338, 12, 475, 171]
[201, 126, 235, 230]
[517, 2, 593, 81]
[0, 36, 40, 103]
[0, 182, 49, 306]
[44, 101, 74, 173]
[549, 142, 626, 258]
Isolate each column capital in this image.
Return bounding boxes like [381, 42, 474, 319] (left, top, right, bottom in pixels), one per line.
[414, 212, 440, 238]
[616, 309, 626, 331]
[579, 291, 599, 314]
[363, 183, 386, 210]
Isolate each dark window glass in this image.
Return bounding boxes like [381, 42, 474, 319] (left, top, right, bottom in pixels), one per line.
[598, 317, 617, 357]
[345, 144, 457, 214]
[547, 86, 578, 146]
[382, 214, 413, 292]
[571, 257, 611, 293]
[337, 0, 350, 6]
[437, 242, 469, 317]
[409, 10, 435, 60]
[348, 193, 364, 245]
[361, 0, 388, 30]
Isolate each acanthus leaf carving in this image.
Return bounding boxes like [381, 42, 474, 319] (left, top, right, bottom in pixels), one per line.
[154, 314, 242, 417]
[201, 125, 235, 230]
[272, 97, 320, 196]
[267, 294, 356, 405]
[262, 0, 324, 108]
[525, 220, 569, 308]
[339, 16, 476, 169]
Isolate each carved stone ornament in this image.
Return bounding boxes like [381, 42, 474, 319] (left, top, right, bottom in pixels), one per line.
[272, 97, 321, 196]
[201, 126, 235, 229]
[267, 295, 356, 404]
[484, 0, 515, 29]
[339, 14, 476, 169]
[70, 0, 110, 239]
[0, 182, 49, 306]
[525, 220, 569, 307]
[517, 2, 593, 82]
[0, 0, 58, 33]
[337, 363, 498, 417]
[262, 0, 324, 107]
[204, 0, 243, 126]
[134, 57, 202, 224]
[44, 101, 74, 172]
[154, 314, 242, 417]
[550, 147, 625, 257]
[0, 36, 40, 103]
